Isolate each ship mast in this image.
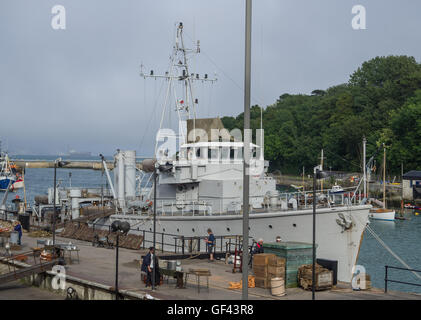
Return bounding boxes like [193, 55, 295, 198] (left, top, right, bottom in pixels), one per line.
[140, 22, 216, 155]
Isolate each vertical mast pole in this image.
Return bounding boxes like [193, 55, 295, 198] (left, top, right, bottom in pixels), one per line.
[363, 137, 366, 198]
[242, 0, 252, 301]
[383, 145, 386, 209]
[320, 149, 324, 192]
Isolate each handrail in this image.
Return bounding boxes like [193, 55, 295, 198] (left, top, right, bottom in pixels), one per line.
[90, 221, 242, 255]
[384, 265, 421, 293]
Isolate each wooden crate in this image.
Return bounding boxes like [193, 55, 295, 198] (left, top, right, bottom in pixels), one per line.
[253, 253, 276, 266]
[255, 276, 271, 289]
[268, 256, 286, 267]
[268, 265, 285, 278]
[298, 264, 333, 290]
[253, 265, 268, 277]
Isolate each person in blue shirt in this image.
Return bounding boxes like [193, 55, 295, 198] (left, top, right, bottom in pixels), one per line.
[13, 221, 22, 245]
[205, 228, 215, 261]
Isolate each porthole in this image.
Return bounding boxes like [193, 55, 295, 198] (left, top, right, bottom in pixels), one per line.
[177, 228, 180, 232]
[269, 225, 273, 229]
[163, 228, 166, 232]
[293, 223, 297, 227]
[192, 228, 195, 232]
[227, 227, 231, 232]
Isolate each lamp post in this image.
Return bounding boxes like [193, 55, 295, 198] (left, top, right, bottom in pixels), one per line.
[312, 165, 330, 300]
[242, 0, 252, 301]
[152, 163, 158, 291]
[111, 220, 130, 300]
[52, 158, 69, 245]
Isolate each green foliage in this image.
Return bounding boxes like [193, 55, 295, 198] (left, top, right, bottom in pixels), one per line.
[221, 55, 421, 174]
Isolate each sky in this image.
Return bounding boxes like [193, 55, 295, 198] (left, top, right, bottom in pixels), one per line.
[0, 0, 420, 156]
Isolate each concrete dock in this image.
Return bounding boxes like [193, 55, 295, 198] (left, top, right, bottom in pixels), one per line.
[0, 235, 420, 300]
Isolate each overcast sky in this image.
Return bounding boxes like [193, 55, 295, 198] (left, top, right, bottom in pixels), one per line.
[1, 0, 420, 156]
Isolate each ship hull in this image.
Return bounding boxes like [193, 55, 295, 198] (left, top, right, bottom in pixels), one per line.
[0, 177, 15, 191]
[109, 205, 371, 283]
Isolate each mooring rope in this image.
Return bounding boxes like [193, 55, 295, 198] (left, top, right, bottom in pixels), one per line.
[348, 204, 421, 281]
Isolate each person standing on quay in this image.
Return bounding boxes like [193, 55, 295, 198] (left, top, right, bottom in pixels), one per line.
[205, 228, 215, 261]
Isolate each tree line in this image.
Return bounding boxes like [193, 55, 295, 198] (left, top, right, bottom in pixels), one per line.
[221, 55, 421, 176]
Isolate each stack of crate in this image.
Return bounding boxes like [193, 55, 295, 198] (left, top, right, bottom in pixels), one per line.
[297, 264, 333, 291]
[268, 255, 286, 279]
[253, 254, 286, 288]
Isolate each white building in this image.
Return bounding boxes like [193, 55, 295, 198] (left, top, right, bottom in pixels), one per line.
[402, 170, 421, 200]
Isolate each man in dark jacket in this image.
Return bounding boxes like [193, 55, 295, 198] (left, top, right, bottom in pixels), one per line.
[141, 247, 160, 287]
[13, 221, 22, 245]
[252, 238, 264, 255]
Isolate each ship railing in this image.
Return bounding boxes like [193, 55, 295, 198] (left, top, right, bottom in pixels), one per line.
[280, 187, 367, 210]
[91, 221, 242, 255]
[149, 187, 366, 217]
[384, 265, 421, 293]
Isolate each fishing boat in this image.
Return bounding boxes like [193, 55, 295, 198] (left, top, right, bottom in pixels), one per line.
[0, 152, 17, 191]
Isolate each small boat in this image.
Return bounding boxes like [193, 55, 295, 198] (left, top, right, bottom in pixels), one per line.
[0, 152, 18, 191]
[330, 184, 344, 194]
[368, 146, 395, 221]
[10, 176, 24, 191]
[369, 208, 395, 221]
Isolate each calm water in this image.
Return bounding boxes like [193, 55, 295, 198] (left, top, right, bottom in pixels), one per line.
[3, 155, 421, 294]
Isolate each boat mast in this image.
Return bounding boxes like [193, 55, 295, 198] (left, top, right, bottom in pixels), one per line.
[363, 137, 366, 198]
[140, 22, 216, 154]
[383, 144, 386, 209]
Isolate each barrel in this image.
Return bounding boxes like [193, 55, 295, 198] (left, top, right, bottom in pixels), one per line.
[10, 231, 19, 244]
[167, 260, 177, 270]
[271, 277, 286, 296]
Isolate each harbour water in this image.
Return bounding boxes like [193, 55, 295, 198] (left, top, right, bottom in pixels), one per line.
[3, 155, 421, 294]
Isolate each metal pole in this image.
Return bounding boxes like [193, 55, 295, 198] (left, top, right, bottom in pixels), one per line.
[115, 233, 119, 300]
[312, 168, 317, 300]
[363, 137, 366, 198]
[152, 168, 157, 290]
[242, 0, 252, 301]
[53, 162, 57, 245]
[383, 146, 386, 208]
[385, 266, 388, 293]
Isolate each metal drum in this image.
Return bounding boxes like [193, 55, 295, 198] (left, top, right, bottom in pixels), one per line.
[10, 231, 19, 244]
[167, 260, 177, 270]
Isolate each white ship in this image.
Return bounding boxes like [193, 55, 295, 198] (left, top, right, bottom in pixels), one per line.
[100, 23, 371, 284]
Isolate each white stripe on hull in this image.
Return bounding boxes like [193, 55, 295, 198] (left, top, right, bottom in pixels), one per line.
[110, 205, 370, 283]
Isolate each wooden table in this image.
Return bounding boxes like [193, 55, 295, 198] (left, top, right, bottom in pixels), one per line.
[160, 268, 187, 288]
[186, 268, 211, 293]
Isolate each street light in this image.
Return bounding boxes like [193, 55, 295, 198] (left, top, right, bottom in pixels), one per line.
[52, 158, 69, 245]
[312, 165, 330, 300]
[152, 162, 158, 291]
[111, 220, 130, 300]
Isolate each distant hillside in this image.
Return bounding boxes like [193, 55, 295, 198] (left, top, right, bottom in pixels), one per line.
[222, 55, 421, 175]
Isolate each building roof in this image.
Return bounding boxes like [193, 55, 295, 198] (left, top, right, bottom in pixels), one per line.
[403, 170, 421, 180]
